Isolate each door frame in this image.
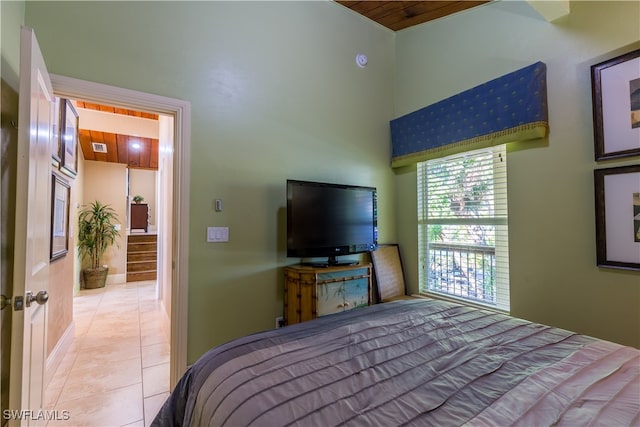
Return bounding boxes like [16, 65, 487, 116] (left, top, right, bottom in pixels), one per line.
[50, 74, 191, 386]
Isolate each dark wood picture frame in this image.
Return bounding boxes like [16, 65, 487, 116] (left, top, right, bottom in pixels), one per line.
[51, 97, 62, 167]
[594, 165, 640, 271]
[51, 173, 70, 261]
[591, 48, 640, 161]
[60, 99, 79, 177]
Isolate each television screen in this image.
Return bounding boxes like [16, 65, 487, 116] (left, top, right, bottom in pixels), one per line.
[287, 180, 377, 266]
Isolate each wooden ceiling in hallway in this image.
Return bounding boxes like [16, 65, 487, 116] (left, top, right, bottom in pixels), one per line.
[76, 101, 159, 170]
[336, 1, 491, 31]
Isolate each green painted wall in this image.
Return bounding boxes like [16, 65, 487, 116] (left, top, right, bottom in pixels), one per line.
[11, 0, 640, 366]
[0, 0, 24, 90]
[394, 1, 640, 347]
[23, 1, 396, 362]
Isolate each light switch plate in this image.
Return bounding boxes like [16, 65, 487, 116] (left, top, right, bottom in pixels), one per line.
[207, 226, 229, 242]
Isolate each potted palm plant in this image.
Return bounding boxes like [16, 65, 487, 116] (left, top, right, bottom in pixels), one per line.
[78, 200, 120, 289]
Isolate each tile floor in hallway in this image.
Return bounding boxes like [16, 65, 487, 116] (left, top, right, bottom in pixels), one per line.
[45, 280, 170, 427]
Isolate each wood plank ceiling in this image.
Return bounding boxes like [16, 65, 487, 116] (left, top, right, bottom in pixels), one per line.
[77, 101, 159, 170]
[336, 1, 491, 31]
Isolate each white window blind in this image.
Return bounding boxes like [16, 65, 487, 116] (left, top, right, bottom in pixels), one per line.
[418, 145, 510, 312]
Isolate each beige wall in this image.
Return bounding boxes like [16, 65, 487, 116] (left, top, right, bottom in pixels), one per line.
[76, 107, 159, 139]
[81, 160, 127, 280]
[129, 168, 157, 229]
[48, 145, 80, 355]
[47, 210, 74, 356]
[394, 1, 640, 348]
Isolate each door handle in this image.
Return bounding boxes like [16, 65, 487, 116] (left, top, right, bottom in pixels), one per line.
[25, 290, 49, 307]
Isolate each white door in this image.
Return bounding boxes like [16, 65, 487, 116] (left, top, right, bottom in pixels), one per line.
[8, 26, 53, 426]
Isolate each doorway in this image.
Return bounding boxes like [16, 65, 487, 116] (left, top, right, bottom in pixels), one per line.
[43, 99, 171, 423]
[49, 74, 190, 391]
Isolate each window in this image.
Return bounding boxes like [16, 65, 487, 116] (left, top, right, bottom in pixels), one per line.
[418, 145, 510, 312]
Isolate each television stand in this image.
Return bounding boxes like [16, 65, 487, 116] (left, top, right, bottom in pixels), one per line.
[303, 261, 359, 268]
[302, 256, 359, 268]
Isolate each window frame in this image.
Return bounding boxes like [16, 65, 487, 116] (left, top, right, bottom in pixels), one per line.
[417, 145, 510, 312]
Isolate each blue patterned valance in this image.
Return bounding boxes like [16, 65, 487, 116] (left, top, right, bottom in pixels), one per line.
[390, 62, 548, 168]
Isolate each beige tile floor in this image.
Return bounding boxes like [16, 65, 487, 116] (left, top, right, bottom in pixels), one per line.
[45, 280, 170, 427]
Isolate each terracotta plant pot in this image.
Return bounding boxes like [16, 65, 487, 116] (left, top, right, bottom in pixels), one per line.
[82, 267, 109, 289]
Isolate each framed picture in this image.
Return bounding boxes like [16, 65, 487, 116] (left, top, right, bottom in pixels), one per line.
[591, 48, 640, 160]
[60, 99, 79, 177]
[50, 174, 70, 261]
[594, 165, 640, 271]
[51, 97, 62, 167]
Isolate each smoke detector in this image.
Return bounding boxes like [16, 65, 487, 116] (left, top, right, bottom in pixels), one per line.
[355, 53, 368, 68]
[91, 142, 107, 153]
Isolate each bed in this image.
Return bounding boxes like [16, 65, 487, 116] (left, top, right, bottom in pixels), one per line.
[152, 299, 640, 426]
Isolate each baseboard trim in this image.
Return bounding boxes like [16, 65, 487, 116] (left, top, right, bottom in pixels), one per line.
[107, 273, 126, 285]
[160, 300, 171, 342]
[46, 321, 75, 387]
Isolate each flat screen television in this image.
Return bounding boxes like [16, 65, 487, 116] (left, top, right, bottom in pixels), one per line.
[287, 179, 378, 267]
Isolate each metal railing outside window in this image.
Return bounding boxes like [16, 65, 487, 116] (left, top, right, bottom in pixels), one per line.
[427, 242, 496, 305]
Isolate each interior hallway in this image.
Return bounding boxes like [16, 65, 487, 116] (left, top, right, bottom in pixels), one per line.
[45, 280, 170, 426]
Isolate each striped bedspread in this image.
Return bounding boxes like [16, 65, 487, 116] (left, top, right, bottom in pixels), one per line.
[153, 299, 640, 426]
